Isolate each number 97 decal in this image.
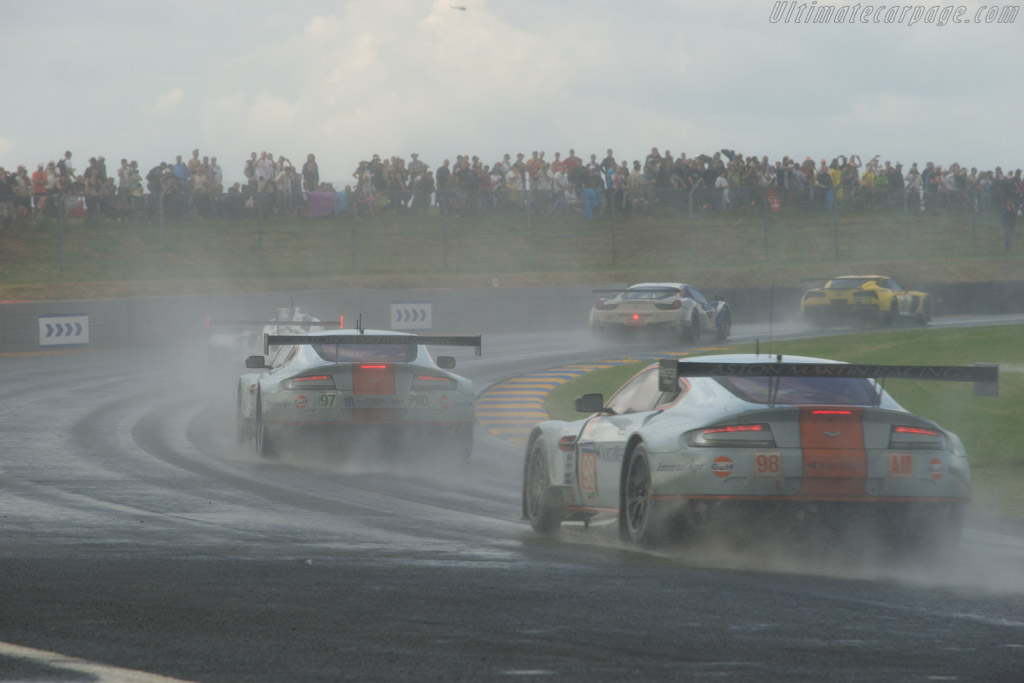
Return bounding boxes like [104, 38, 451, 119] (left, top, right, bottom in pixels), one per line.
[754, 451, 782, 476]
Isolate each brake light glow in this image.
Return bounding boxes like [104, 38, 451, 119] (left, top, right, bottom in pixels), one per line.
[812, 410, 852, 415]
[360, 364, 388, 369]
[281, 374, 336, 390]
[412, 374, 456, 390]
[632, 314, 640, 321]
[685, 423, 776, 448]
[893, 426, 940, 436]
[889, 425, 946, 450]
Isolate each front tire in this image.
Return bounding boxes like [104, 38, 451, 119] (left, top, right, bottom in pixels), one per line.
[523, 437, 564, 535]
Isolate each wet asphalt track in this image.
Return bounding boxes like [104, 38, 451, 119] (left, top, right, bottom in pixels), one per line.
[1, 319, 1023, 682]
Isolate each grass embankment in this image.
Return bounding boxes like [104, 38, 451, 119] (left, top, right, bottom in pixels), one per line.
[0, 203, 1019, 301]
[544, 325, 1024, 523]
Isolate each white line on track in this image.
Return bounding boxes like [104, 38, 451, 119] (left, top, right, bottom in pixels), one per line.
[0, 641, 194, 683]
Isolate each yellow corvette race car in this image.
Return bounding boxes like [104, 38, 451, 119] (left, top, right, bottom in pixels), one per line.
[800, 275, 931, 327]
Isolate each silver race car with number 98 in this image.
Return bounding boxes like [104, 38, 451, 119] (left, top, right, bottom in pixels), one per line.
[523, 354, 998, 554]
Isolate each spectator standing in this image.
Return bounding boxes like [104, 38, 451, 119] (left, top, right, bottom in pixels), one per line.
[255, 152, 275, 192]
[31, 164, 48, 213]
[244, 153, 258, 192]
[172, 155, 189, 192]
[209, 157, 223, 193]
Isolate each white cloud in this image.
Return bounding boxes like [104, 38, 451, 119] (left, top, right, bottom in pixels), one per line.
[0, 0, 1020, 182]
[154, 88, 185, 114]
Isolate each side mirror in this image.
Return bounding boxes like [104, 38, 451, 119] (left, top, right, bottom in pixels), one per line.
[574, 393, 605, 414]
[245, 355, 267, 369]
[436, 356, 456, 370]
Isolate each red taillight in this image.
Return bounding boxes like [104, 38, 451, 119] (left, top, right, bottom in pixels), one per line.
[281, 374, 336, 390]
[893, 426, 940, 436]
[704, 424, 764, 434]
[889, 425, 946, 450]
[632, 313, 640, 321]
[412, 374, 456, 390]
[686, 423, 776, 448]
[812, 410, 852, 415]
[360, 364, 387, 369]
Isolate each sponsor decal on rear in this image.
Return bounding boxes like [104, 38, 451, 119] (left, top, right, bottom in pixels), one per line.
[343, 396, 406, 409]
[712, 455, 734, 478]
[929, 458, 945, 480]
[889, 452, 914, 478]
[295, 395, 307, 410]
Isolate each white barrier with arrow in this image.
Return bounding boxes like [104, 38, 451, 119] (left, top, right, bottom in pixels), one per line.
[39, 314, 90, 347]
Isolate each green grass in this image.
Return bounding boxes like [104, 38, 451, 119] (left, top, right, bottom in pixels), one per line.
[0, 201, 1018, 301]
[544, 325, 1024, 522]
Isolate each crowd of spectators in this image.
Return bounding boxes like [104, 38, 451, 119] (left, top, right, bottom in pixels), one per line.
[1, 147, 1020, 239]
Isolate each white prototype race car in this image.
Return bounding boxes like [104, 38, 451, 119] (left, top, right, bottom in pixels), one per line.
[589, 282, 731, 343]
[237, 328, 481, 460]
[522, 354, 998, 553]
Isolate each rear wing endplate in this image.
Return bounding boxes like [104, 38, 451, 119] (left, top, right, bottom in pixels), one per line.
[658, 359, 999, 397]
[264, 334, 482, 356]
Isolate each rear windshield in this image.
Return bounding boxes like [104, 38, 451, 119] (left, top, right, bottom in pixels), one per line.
[826, 278, 874, 289]
[716, 376, 877, 405]
[624, 288, 679, 300]
[312, 343, 419, 363]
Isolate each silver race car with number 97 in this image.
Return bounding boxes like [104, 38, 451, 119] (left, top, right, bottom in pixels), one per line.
[237, 328, 481, 460]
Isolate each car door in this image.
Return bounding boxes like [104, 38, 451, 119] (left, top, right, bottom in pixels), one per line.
[576, 367, 671, 509]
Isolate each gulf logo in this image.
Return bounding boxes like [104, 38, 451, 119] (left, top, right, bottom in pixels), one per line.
[712, 456, 734, 478]
[295, 395, 307, 410]
[929, 457, 944, 480]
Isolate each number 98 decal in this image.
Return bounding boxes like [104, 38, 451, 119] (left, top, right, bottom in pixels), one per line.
[754, 452, 782, 476]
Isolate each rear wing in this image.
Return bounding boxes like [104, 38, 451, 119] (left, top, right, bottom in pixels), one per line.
[658, 359, 999, 397]
[264, 334, 482, 356]
[208, 319, 323, 328]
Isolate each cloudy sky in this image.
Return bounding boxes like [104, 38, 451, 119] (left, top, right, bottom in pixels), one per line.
[2, 0, 1021, 186]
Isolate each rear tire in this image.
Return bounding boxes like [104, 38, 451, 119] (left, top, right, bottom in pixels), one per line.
[523, 438, 563, 535]
[255, 392, 277, 459]
[715, 308, 731, 341]
[916, 296, 932, 326]
[885, 300, 899, 327]
[680, 311, 701, 343]
[619, 444, 667, 546]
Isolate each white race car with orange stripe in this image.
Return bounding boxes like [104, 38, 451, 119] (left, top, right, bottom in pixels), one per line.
[522, 354, 998, 553]
[589, 282, 731, 343]
[237, 329, 480, 460]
